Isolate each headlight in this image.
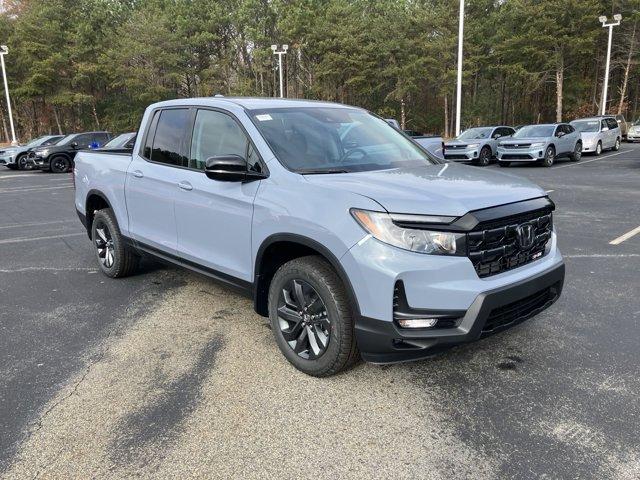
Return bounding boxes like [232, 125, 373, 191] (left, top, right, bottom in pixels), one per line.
[530, 142, 545, 147]
[37, 149, 49, 156]
[350, 209, 464, 255]
[466, 143, 480, 148]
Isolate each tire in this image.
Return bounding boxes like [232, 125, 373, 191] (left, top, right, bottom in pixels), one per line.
[569, 142, 582, 162]
[91, 208, 139, 278]
[540, 146, 555, 167]
[613, 138, 620, 151]
[498, 161, 510, 167]
[16, 154, 29, 170]
[475, 146, 491, 166]
[595, 141, 602, 156]
[268, 255, 359, 377]
[50, 155, 70, 173]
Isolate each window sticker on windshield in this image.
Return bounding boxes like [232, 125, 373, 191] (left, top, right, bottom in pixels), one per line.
[256, 114, 273, 121]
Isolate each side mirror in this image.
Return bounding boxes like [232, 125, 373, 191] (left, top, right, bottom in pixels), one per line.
[492, 133, 501, 139]
[601, 126, 609, 132]
[556, 131, 566, 138]
[205, 155, 248, 181]
[71, 142, 79, 149]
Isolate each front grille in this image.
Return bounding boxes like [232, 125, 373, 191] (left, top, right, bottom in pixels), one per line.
[444, 154, 469, 160]
[482, 285, 557, 333]
[467, 208, 553, 278]
[502, 154, 533, 160]
[447, 144, 467, 150]
[502, 143, 531, 149]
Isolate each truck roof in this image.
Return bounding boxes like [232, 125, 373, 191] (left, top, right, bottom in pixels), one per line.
[148, 97, 361, 111]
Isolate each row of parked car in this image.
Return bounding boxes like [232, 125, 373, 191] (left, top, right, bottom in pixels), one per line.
[442, 115, 635, 168]
[0, 131, 136, 172]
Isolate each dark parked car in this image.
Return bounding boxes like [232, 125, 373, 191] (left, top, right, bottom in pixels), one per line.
[29, 131, 112, 173]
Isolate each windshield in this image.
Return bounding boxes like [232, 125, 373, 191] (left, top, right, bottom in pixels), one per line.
[571, 120, 599, 133]
[58, 134, 79, 146]
[103, 133, 135, 148]
[513, 125, 555, 138]
[250, 107, 438, 173]
[26, 135, 60, 147]
[457, 127, 492, 140]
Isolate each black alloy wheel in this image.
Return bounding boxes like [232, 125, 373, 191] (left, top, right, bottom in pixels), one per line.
[50, 156, 70, 173]
[17, 155, 29, 170]
[277, 278, 331, 360]
[476, 146, 492, 166]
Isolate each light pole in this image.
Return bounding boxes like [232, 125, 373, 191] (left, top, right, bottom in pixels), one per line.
[599, 14, 622, 115]
[0, 45, 17, 145]
[270, 44, 288, 98]
[455, 0, 464, 136]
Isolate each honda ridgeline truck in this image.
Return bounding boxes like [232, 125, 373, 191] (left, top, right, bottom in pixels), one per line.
[74, 98, 565, 377]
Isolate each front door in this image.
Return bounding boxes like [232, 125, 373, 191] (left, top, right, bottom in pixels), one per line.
[173, 108, 261, 282]
[125, 107, 191, 255]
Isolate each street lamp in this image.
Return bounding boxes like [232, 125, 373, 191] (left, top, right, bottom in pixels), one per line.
[455, 0, 464, 136]
[270, 44, 288, 98]
[0, 45, 17, 145]
[599, 14, 622, 115]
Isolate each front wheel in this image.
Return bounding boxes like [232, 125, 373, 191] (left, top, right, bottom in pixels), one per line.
[475, 146, 491, 166]
[17, 155, 29, 170]
[50, 155, 70, 173]
[595, 141, 602, 156]
[570, 142, 582, 162]
[91, 208, 139, 278]
[268, 256, 359, 377]
[540, 146, 555, 167]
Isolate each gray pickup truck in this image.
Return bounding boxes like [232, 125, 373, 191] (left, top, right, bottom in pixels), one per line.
[74, 97, 565, 376]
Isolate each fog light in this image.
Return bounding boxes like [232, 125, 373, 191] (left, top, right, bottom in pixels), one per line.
[398, 318, 438, 328]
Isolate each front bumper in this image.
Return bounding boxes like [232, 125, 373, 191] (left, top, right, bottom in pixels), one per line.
[627, 132, 640, 141]
[497, 146, 546, 162]
[356, 261, 564, 363]
[0, 155, 15, 165]
[443, 147, 479, 161]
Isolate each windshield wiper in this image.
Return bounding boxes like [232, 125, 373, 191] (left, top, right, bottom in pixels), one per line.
[297, 168, 350, 175]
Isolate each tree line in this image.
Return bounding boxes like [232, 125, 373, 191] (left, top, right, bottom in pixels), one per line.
[0, 0, 638, 141]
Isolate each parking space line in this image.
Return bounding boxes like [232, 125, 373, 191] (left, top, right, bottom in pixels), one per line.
[553, 150, 625, 169]
[609, 226, 640, 245]
[0, 232, 84, 245]
[0, 219, 77, 230]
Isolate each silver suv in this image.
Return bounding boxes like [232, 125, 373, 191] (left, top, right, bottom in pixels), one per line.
[570, 117, 621, 155]
[443, 126, 515, 166]
[497, 123, 582, 167]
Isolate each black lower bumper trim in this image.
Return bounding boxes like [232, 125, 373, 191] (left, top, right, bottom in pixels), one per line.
[356, 261, 565, 364]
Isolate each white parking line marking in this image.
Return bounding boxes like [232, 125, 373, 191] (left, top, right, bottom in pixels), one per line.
[564, 253, 640, 258]
[0, 266, 98, 273]
[0, 232, 84, 245]
[0, 219, 77, 230]
[553, 150, 625, 169]
[0, 185, 73, 194]
[609, 226, 640, 245]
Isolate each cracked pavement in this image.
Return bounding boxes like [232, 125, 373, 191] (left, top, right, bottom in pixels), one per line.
[1, 145, 639, 478]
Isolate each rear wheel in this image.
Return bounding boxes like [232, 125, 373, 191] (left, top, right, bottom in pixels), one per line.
[91, 208, 139, 278]
[613, 138, 620, 151]
[268, 256, 359, 377]
[50, 155, 70, 173]
[17, 154, 29, 170]
[540, 146, 555, 167]
[475, 146, 491, 166]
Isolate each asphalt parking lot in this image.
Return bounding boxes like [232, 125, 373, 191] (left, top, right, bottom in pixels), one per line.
[1, 145, 639, 479]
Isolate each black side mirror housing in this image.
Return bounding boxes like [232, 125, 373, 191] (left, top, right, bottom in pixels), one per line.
[204, 155, 266, 182]
[71, 142, 79, 149]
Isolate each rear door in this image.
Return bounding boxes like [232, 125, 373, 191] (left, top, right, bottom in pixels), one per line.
[173, 108, 262, 282]
[126, 107, 191, 255]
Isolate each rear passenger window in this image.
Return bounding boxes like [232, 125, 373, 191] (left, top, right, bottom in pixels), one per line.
[189, 109, 249, 170]
[149, 109, 190, 167]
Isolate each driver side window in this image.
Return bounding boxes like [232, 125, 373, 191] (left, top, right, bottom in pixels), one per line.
[189, 109, 249, 170]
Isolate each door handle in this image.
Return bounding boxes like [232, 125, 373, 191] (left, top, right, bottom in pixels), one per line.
[178, 181, 193, 191]
[132, 170, 144, 178]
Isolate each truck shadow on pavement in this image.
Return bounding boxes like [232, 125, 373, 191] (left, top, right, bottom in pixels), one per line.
[110, 334, 225, 465]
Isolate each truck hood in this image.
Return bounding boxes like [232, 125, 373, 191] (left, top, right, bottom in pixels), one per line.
[303, 163, 546, 216]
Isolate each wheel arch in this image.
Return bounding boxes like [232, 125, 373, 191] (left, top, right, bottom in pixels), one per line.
[85, 189, 115, 238]
[253, 233, 361, 318]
